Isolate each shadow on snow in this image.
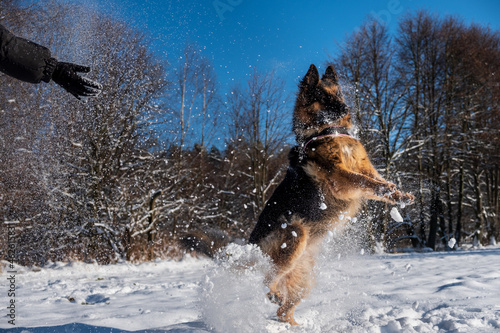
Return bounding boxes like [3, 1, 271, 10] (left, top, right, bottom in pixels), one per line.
[0, 321, 210, 333]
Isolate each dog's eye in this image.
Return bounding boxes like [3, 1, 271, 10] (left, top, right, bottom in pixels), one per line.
[313, 88, 327, 102]
[315, 96, 329, 108]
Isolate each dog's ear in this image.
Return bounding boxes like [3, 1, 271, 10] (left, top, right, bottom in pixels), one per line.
[300, 64, 319, 89]
[322, 65, 338, 84]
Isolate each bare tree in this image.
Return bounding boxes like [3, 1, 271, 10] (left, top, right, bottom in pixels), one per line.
[332, 19, 417, 250]
[225, 68, 291, 223]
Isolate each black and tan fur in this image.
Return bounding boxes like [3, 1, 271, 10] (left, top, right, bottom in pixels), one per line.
[248, 64, 414, 325]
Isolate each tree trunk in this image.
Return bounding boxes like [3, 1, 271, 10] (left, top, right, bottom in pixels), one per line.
[486, 167, 499, 245]
[455, 166, 464, 245]
[473, 169, 485, 247]
[147, 190, 162, 261]
[427, 186, 439, 250]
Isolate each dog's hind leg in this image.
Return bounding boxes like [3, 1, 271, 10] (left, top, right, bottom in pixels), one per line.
[265, 224, 308, 302]
[259, 218, 310, 325]
[276, 248, 316, 325]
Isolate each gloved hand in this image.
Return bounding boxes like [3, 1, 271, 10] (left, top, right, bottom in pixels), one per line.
[51, 62, 102, 100]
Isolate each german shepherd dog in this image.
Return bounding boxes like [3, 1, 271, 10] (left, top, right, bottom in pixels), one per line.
[248, 64, 414, 325]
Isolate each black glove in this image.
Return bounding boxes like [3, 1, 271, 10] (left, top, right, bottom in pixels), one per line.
[51, 61, 102, 100]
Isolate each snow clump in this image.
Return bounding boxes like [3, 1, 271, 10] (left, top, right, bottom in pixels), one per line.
[390, 207, 404, 222]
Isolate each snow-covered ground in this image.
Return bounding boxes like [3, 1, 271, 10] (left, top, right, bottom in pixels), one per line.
[2, 242, 500, 333]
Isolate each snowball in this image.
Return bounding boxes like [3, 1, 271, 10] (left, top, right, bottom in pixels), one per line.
[281, 223, 287, 229]
[281, 243, 287, 249]
[339, 214, 344, 220]
[319, 202, 327, 210]
[448, 238, 456, 249]
[351, 217, 358, 223]
[291, 231, 297, 237]
[390, 207, 404, 222]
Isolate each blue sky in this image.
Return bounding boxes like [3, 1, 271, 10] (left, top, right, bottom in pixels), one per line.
[73, 0, 500, 96]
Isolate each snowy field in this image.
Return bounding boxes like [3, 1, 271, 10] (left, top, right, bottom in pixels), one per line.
[1, 242, 500, 333]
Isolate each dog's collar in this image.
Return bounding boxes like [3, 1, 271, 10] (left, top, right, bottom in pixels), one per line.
[302, 126, 351, 151]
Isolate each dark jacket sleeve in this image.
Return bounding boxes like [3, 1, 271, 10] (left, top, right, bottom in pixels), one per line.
[0, 23, 56, 83]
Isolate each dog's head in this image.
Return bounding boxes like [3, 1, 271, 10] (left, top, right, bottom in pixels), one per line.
[293, 64, 352, 143]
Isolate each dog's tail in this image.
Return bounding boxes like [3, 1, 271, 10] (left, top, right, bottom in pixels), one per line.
[179, 229, 232, 258]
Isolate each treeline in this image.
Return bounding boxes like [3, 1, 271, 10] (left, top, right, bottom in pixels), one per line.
[332, 11, 500, 251]
[0, 1, 498, 265]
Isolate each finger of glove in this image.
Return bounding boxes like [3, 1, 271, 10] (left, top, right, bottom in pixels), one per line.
[64, 73, 101, 90]
[79, 86, 102, 97]
[70, 81, 102, 97]
[71, 64, 90, 73]
[75, 78, 102, 96]
[81, 77, 103, 90]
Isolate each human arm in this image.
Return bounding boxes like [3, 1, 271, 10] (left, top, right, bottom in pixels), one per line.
[0, 24, 101, 99]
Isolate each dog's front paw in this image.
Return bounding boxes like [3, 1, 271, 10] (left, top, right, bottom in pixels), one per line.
[401, 192, 415, 205]
[376, 182, 397, 196]
[387, 190, 414, 206]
